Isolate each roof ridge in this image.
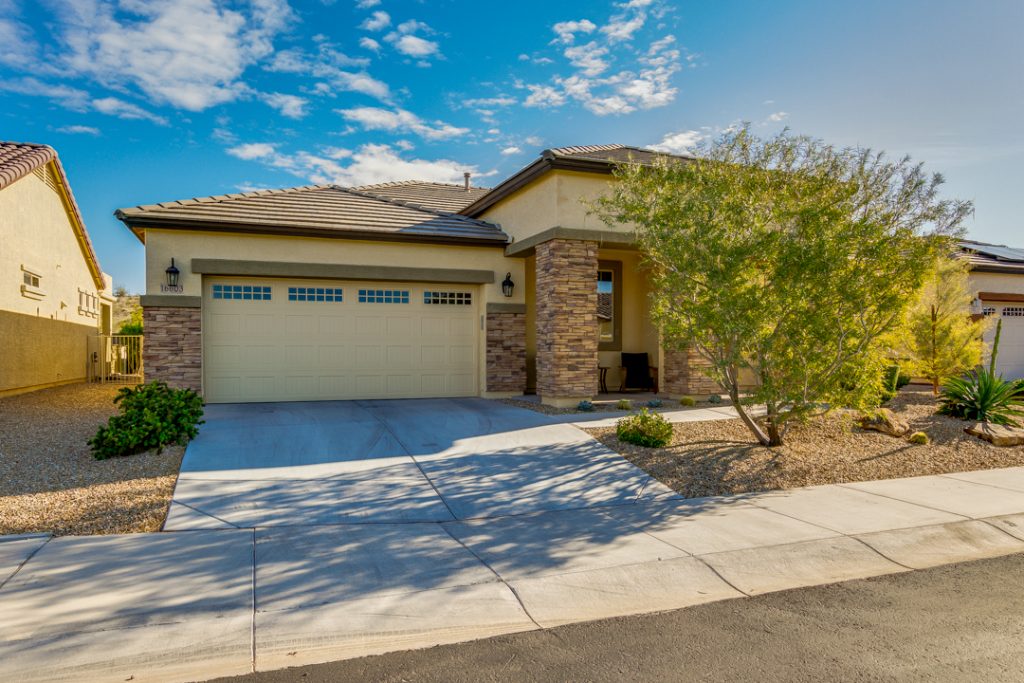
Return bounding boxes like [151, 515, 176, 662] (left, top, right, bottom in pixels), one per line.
[334, 184, 483, 221]
[131, 184, 336, 211]
[354, 179, 492, 191]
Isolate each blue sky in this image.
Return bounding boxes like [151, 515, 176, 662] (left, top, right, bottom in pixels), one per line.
[2, 0, 1021, 293]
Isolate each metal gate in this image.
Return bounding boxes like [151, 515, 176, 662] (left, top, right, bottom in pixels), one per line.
[88, 335, 144, 385]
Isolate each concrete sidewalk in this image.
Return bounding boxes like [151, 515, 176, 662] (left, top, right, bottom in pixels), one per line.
[3, 468, 1024, 682]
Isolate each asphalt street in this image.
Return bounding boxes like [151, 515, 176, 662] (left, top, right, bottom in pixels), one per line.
[210, 552, 1024, 683]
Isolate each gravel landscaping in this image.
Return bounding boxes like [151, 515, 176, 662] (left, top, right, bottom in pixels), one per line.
[584, 388, 1024, 498]
[0, 383, 184, 536]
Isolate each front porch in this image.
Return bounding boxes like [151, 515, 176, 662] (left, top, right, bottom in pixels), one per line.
[515, 236, 719, 408]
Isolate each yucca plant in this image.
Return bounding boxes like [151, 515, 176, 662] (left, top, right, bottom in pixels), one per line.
[937, 369, 1024, 426]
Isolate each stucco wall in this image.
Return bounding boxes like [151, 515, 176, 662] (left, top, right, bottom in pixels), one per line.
[0, 310, 93, 396]
[479, 170, 634, 243]
[0, 165, 105, 325]
[970, 272, 1024, 297]
[143, 229, 525, 307]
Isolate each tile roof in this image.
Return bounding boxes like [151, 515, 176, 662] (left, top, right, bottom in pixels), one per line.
[116, 184, 508, 245]
[0, 141, 105, 289]
[960, 240, 1024, 274]
[0, 141, 58, 191]
[546, 144, 694, 164]
[353, 180, 491, 212]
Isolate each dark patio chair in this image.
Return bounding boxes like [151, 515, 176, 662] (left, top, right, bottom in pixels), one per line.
[618, 352, 658, 393]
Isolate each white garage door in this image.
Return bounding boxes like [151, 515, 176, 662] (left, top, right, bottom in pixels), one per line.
[203, 277, 479, 403]
[983, 304, 1024, 380]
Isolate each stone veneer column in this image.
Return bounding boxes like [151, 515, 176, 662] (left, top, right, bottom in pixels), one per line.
[143, 307, 202, 392]
[485, 310, 527, 393]
[535, 239, 599, 404]
[662, 346, 720, 397]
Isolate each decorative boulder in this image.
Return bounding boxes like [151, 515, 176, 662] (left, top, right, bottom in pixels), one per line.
[859, 408, 910, 437]
[965, 422, 1024, 447]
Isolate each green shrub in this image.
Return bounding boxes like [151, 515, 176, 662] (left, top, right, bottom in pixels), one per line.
[707, 394, 723, 404]
[89, 381, 205, 459]
[647, 398, 663, 408]
[616, 408, 673, 448]
[616, 399, 632, 410]
[937, 370, 1024, 426]
[679, 396, 696, 407]
[577, 400, 595, 412]
[908, 431, 929, 445]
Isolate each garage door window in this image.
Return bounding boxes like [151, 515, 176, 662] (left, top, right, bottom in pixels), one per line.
[288, 286, 342, 302]
[1004, 307, 1024, 317]
[358, 289, 409, 304]
[424, 291, 472, 305]
[212, 284, 272, 301]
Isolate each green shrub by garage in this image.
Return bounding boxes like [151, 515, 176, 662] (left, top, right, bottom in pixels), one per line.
[89, 381, 205, 460]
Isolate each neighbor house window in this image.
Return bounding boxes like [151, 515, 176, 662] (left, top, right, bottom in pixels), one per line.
[358, 289, 409, 303]
[212, 284, 272, 300]
[424, 291, 472, 305]
[78, 289, 99, 317]
[20, 265, 44, 300]
[288, 286, 343, 302]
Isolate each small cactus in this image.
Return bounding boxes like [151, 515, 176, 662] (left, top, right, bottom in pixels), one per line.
[679, 396, 696, 407]
[577, 400, 595, 412]
[909, 431, 929, 445]
[647, 398, 663, 408]
[616, 399, 632, 410]
[707, 394, 723, 404]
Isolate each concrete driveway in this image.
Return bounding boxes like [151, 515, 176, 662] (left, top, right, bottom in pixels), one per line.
[166, 398, 674, 529]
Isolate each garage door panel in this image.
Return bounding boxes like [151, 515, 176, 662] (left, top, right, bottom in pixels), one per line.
[204, 278, 479, 403]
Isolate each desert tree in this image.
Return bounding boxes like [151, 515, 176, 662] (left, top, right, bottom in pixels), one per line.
[893, 254, 988, 394]
[596, 126, 971, 446]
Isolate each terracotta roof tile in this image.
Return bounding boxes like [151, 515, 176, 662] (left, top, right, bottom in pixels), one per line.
[353, 180, 491, 212]
[116, 184, 508, 245]
[0, 142, 57, 191]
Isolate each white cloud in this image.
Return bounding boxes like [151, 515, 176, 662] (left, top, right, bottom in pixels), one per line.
[361, 10, 391, 31]
[355, 0, 380, 7]
[261, 92, 308, 118]
[463, 96, 517, 108]
[650, 130, 702, 154]
[523, 84, 566, 108]
[92, 96, 168, 124]
[229, 142, 493, 187]
[49, 0, 294, 111]
[266, 45, 389, 101]
[359, 36, 380, 52]
[56, 124, 101, 135]
[336, 106, 468, 140]
[601, 12, 646, 43]
[0, 77, 91, 110]
[564, 42, 609, 77]
[501, 146, 522, 155]
[767, 111, 789, 122]
[0, 1, 39, 69]
[552, 19, 596, 44]
[388, 34, 440, 58]
[227, 142, 277, 160]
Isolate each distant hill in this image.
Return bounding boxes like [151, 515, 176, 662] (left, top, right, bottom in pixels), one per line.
[113, 294, 140, 330]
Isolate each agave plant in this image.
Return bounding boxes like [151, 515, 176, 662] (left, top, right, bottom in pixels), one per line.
[938, 369, 1024, 426]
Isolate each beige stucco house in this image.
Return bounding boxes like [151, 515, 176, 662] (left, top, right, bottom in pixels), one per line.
[0, 142, 114, 397]
[961, 241, 1024, 380]
[115, 144, 717, 406]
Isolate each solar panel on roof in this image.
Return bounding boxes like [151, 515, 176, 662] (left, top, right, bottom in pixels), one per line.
[971, 244, 1024, 262]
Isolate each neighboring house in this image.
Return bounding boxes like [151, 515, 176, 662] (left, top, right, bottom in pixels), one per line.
[961, 240, 1024, 379]
[0, 142, 113, 397]
[112, 145, 711, 406]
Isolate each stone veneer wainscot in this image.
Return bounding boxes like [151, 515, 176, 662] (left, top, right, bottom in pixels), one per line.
[142, 306, 202, 391]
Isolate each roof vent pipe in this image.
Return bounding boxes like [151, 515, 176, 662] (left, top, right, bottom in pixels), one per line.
[464, 172, 471, 191]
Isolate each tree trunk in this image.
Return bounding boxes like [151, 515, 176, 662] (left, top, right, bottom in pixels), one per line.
[766, 419, 784, 447]
[728, 381, 774, 447]
[931, 304, 939, 395]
